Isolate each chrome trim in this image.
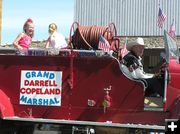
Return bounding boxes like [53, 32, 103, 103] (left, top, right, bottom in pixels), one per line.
[163, 67, 168, 103]
[144, 107, 164, 111]
[3, 117, 165, 130]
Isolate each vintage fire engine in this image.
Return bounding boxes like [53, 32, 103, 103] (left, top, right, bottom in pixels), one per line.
[0, 22, 179, 134]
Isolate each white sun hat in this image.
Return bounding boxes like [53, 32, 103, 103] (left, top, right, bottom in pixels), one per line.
[126, 37, 144, 51]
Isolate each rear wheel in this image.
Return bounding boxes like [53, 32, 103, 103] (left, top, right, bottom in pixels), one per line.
[0, 119, 16, 134]
[15, 123, 35, 134]
[0, 119, 35, 134]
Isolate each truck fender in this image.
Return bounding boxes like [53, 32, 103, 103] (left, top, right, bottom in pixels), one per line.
[0, 89, 14, 118]
[169, 96, 180, 119]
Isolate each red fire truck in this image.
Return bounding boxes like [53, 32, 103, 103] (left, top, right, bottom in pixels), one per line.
[0, 29, 179, 134]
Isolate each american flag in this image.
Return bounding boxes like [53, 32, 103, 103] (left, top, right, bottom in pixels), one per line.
[98, 35, 111, 52]
[168, 20, 176, 39]
[121, 38, 129, 58]
[158, 7, 166, 28]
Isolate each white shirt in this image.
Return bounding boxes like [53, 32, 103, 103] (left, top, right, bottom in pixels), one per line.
[121, 57, 153, 79]
[48, 31, 68, 49]
[133, 57, 154, 79]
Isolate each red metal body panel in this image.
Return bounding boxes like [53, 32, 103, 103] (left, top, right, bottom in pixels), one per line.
[0, 90, 14, 117]
[166, 58, 180, 118]
[0, 53, 169, 126]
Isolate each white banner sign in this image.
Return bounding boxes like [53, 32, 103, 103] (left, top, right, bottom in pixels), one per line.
[20, 70, 62, 106]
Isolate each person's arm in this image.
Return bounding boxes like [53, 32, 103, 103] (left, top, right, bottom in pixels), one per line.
[123, 54, 153, 79]
[45, 37, 51, 48]
[133, 67, 153, 79]
[13, 33, 24, 51]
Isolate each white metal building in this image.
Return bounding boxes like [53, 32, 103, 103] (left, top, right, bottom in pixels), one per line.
[75, 0, 180, 36]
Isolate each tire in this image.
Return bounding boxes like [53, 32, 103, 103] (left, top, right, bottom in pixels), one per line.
[0, 119, 35, 134]
[15, 123, 35, 134]
[0, 119, 16, 134]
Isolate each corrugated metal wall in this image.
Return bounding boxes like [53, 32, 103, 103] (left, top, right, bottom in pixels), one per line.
[75, 0, 180, 36]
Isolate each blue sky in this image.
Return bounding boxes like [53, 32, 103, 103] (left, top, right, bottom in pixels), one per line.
[2, 0, 74, 45]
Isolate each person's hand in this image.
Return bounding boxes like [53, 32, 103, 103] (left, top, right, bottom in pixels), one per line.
[153, 72, 159, 78]
[17, 45, 24, 52]
[154, 71, 162, 78]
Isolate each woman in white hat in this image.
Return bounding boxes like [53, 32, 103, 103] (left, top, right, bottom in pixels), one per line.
[122, 37, 164, 97]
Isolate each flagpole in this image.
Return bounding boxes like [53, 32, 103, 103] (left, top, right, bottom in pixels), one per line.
[168, 18, 176, 40]
[120, 37, 129, 58]
[158, 0, 160, 7]
[172, 19, 175, 40]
